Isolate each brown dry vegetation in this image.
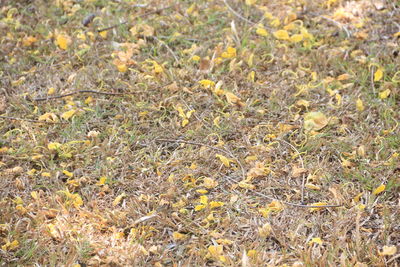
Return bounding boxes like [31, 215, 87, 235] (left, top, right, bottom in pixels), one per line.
[0, 0, 399, 266]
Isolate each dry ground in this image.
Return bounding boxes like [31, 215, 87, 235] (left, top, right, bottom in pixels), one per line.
[0, 0, 399, 266]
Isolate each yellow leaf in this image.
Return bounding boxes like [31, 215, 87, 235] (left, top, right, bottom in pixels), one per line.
[372, 184, 385, 195]
[38, 112, 59, 122]
[247, 250, 257, 258]
[208, 245, 225, 261]
[379, 245, 397, 256]
[247, 70, 255, 82]
[216, 154, 231, 167]
[245, 155, 257, 162]
[309, 202, 328, 211]
[256, 27, 269, 37]
[62, 170, 73, 178]
[335, 93, 342, 106]
[267, 201, 283, 212]
[56, 34, 70, 50]
[238, 180, 255, 190]
[48, 142, 62, 150]
[273, 30, 289, 40]
[374, 68, 383, 81]
[258, 208, 272, 218]
[31, 154, 43, 160]
[85, 96, 93, 105]
[31, 191, 39, 200]
[309, 237, 323, 245]
[195, 204, 206, 211]
[304, 111, 328, 131]
[61, 109, 76, 120]
[245, 0, 257, 5]
[203, 177, 219, 189]
[247, 162, 270, 179]
[47, 87, 56, 95]
[153, 61, 163, 74]
[216, 239, 233, 245]
[16, 204, 27, 214]
[22, 36, 37, 47]
[175, 106, 185, 118]
[264, 12, 273, 20]
[353, 192, 363, 203]
[196, 189, 208, 194]
[356, 98, 364, 111]
[72, 193, 83, 208]
[198, 79, 215, 89]
[186, 3, 196, 15]
[190, 162, 197, 170]
[221, 47, 236, 59]
[191, 55, 200, 61]
[181, 118, 189, 127]
[296, 99, 310, 108]
[113, 193, 126, 206]
[209, 201, 224, 209]
[289, 34, 303, 43]
[291, 165, 307, 178]
[379, 89, 391, 99]
[114, 232, 124, 240]
[337, 73, 350, 80]
[172, 232, 187, 241]
[117, 63, 128, 73]
[186, 110, 195, 119]
[47, 223, 59, 239]
[357, 203, 366, 211]
[213, 116, 221, 128]
[2, 240, 19, 251]
[225, 92, 244, 107]
[270, 18, 280, 27]
[199, 195, 208, 205]
[305, 183, 321, 190]
[99, 30, 107, 39]
[258, 222, 272, 237]
[66, 179, 79, 187]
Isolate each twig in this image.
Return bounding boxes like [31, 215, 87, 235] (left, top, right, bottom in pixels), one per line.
[97, 5, 176, 32]
[370, 66, 376, 95]
[0, 115, 67, 124]
[275, 138, 306, 203]
[320, 16, 351, 38]
[223, 175, 341, 208]
[223, 0, 256, 25]
[33, 90, 133, 102]
[155, 138, 246, 180]
[132, 213, 158, 226]
[253, 190, 342, 208]
[387, 253, 400, 264]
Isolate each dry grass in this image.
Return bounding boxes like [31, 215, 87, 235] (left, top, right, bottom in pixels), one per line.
[0, 0, 399, 266]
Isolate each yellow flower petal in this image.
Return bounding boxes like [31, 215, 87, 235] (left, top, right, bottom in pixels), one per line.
[374, 68, 383, 81]
[379, 89, 391, 99]
[379, 245, 397, 256]
[356, 98, 364, 111]
[256, 27, 269, 37]
[273, 30, 289, 40]
[61, 109, 76, 120]
[216, 154, 231, 167]
[372, 184, 385, 195]
[289, 34, 303, 43]
[304, 111, 328, 131]
[56, 34, 70, 50]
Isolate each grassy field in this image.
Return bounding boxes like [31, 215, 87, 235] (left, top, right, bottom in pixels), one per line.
[0, 0, 399, 266]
